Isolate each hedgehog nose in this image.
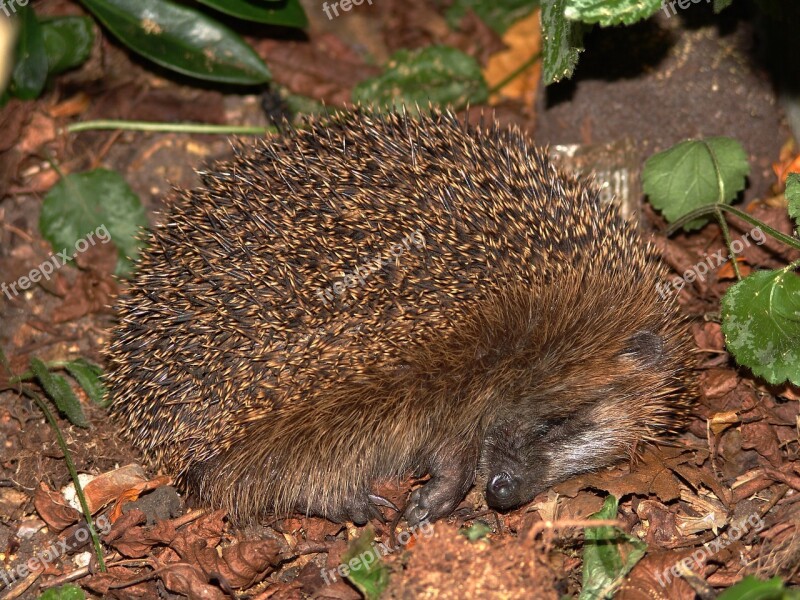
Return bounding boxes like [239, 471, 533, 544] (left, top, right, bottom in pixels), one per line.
[487, 473, 516, 508]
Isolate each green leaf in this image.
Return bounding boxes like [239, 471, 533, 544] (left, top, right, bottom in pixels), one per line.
[41, 16, 95, 75]
[10, 5, 48, 100]
[196, 0, 307, 28]
[713, 0, 734, 12]
[342, 525, 390, 600]
[460, 521, 492, 541]
[541, 0, 585, 84]
[785, 172, 800, 233]
[564, 0, 661, 26]
[30, 358, 89, 428]
[64, 359, 108, 406]
[580, 495, 646, 600]
[352, 46, 488, 113]
[38, 583, 87, 600]
[717, 575, 800, 600]
[721, 267, 800, 386]
[642, 137, 750, 231]
[78, 0, 271, 84]
[40, 168, 147, 277]
[445, 0, 539, 34]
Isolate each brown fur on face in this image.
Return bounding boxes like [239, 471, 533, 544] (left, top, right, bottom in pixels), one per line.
[107, 110, 694, 524]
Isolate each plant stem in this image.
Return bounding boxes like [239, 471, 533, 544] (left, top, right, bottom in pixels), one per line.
[487, 52, 542, 97]
[665, 204, 800, 252]
[23, 388, 106, 572]
[66, 120, 275, 135]
[715, 207, 742, 280]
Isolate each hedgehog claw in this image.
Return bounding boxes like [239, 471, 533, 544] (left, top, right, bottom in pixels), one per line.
[404, 488, 432, 526]
[369, 493, 399, 512]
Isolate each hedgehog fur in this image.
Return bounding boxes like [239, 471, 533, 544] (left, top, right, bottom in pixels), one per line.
[106, 109, 694, 525]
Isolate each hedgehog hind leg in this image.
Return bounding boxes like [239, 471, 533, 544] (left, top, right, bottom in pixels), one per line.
[404, 444, 478, 525]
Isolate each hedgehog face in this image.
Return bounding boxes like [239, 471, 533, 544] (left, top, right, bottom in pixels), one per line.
[480, 329, 678, 512]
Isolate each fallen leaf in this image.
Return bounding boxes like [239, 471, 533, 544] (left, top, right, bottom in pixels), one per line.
[483, 10, 542, 105]
[741, 421, 783, 467]
[618, 550, 697, 599]
[71, 464, 149, 514]
[160, 562, 227, 600]
[555, 446, 689, 502]
[34, 482, 81, 532]
[105, 508, 178, 558]
[708, 410, 740, 436]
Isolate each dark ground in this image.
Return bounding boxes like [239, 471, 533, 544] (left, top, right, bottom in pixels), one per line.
[1, 1, 799, 598]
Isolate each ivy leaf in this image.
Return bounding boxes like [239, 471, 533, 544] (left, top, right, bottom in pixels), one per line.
[580, 495, 646, 600]
[30, 358, 89, 428]
[38, 584, 87, 600]
[564, 0, 661, 26]
[713, 0, 734, 12]
[195, 0, 307, 28]
[460, 521, 492, 541]
[541, 0, 585, 84]
[445, 0, 539, 34]
[717, 575, 800, 600]
[64, 359, 108, 406]
[342, 525, 390, 600]
[785, 172, 800, 233]
[721, 267, 800, 386]
[79, 0, 271, 84]
[642, 137, 750, 230]
[41, 16, 95, 75]
[352, 46, 487, 113]
[40, 169, 147, 277]
[10, 5, 48, 99]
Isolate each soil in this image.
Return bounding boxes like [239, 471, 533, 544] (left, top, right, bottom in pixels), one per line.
[1, 1, 799, 599]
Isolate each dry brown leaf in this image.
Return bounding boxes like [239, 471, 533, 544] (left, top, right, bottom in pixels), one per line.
[75, 464, 149, 514]
[109, 474, 172, 522]
[256, 34, 379, 107]
[700, 369, 739, 399]
[105, 508, 179, 558]
[708, 411, 740, 436]
[179, 539, 282, 589]
[741, 421, 784, 467]
[160, 562, 227, 600]
[34, 482, 81, 532]
[483, 10, 542, 105]
[51, 243, 119, 322]
[692, 321, 725, 353]
[555, 446, 689, 502]
[717, 258, 752, 280]
[619, 550, 697, 599]
[48, 93, 91, 119]
[83, 566, 158, 597]
[636, 499, 681, 545]
[17, 112, 57, 156]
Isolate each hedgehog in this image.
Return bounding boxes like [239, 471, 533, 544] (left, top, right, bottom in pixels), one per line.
[106, 109, 694, 526]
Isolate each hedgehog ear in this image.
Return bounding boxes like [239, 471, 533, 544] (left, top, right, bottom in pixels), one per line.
[621, 330, 664, 367]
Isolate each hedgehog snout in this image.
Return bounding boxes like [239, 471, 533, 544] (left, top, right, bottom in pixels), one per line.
[486, 472, 518, 509]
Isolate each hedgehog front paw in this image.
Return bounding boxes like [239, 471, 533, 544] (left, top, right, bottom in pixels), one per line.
[404, 481, 463, 526]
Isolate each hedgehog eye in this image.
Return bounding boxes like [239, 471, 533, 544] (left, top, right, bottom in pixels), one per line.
[621, 330, 664, 367]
